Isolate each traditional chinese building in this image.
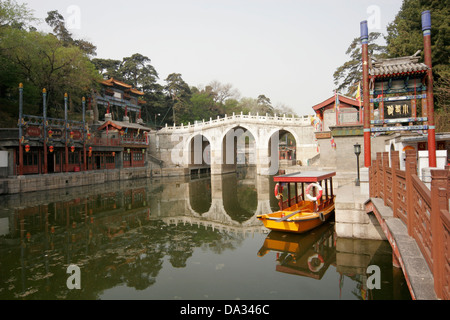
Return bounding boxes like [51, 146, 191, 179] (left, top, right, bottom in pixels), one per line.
[0, 81, 151, 177]
[94, 110, 151, 170]
[360, 12, 437, 167]
[96, 78, 145, 123]
[312, 94, 362, 132]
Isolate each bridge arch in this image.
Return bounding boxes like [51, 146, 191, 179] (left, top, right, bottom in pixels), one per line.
[184, 132, 213, 171]
[266, 127, 300, 149]
[220, 124, 258, 173]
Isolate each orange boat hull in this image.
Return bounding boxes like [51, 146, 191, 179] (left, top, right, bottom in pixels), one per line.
[257, 201, 334, 234]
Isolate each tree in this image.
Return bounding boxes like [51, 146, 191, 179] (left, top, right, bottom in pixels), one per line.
[0, 28, 101, 115]
[45, 10, 96, 56]
[0, 0, 36, 29]
[333, 32, 387, 96]
[120, 53, 159, 91]
[91, 58, 123, 80]
[189, 91, 217, 123]
[257, 94, 273, 113]
[164, 73, 191, 124]
[208, 80, 240, 104]
[273, 103, 298, 117]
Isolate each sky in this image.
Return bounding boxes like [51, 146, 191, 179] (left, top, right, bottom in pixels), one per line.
[22, 0, 404, 117]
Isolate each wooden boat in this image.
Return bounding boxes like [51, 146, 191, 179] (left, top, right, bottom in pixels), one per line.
[257, 171, 336, 234]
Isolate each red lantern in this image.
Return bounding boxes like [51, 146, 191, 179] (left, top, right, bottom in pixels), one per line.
[70, 146, 75, 153]
[70, 131, 74, 139]
[25, 144, 30, 152]
[49, 145, 54, 153]
[48, 129, 53, 138]
[112, 152, 115, 157]
[88, 146, 92, 157]
[87, 133, 91, 139]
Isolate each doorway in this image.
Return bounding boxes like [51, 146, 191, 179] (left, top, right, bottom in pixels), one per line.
[47, 152, 55, 173]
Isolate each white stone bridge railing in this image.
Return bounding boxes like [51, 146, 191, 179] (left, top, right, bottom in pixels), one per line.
[159, 112, 313, 132]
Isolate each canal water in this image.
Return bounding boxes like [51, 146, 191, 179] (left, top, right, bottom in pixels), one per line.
[0, 168, 411, 300]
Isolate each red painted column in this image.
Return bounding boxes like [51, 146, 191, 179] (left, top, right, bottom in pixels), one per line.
[361, 21, 371, 167]
[64, 93, 69, 173]
[422, 10, 436, 167]
[18, 83, 24, 176]
[43, 89, 48, 174]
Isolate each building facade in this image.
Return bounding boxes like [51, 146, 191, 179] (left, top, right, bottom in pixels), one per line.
[0, 80, 151, 178]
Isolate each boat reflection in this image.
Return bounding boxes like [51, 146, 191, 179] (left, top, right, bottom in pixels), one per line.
[257, 222, 336, 280]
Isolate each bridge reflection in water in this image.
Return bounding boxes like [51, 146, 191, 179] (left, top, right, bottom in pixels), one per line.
[0, 168, 411, 300]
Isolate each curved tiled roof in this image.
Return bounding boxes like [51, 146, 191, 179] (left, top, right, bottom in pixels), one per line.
[370, 55, 429, 77]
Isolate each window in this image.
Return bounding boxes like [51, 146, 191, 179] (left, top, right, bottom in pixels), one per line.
[69, 152, 79, 164]
[133, 152, 143, 162]
[23, 153, 38, 166]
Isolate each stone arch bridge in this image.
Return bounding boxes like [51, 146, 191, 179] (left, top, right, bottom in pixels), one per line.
[152, 113, 318, 176]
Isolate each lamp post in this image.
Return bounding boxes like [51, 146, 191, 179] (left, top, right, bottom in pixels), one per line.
[354, 143, 361, 186]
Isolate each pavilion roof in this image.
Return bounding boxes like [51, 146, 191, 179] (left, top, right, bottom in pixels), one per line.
[100, 78, 145, 96]
[370, 55, 429, 78]
[312, 94, 360, 112]
[97, 120, 151, 132]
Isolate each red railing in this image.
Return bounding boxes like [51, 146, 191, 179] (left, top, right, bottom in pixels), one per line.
[92, 137, 120, 146]
[369, 150, 450, 300]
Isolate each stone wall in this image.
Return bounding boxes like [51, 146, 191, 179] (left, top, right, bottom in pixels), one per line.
[0, 167, 153, 195]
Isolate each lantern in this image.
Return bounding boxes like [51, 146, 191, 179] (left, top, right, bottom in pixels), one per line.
[87, 133, 91, 139]
[49, 145, 54, 153]
[48, 129, 53, 138]
[142, 149, 146, 154]
[70, 131, 74, 139]
[88, 146, 92, 157]
[120, 130, 125, 136]
[25, 144, 30, 152]
[70, 146, 75, 153]
[127, 148, 131, 154]
[112, 152, 115, 157]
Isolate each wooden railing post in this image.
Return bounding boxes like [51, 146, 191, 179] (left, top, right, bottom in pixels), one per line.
[430, 169, 448, 300]
[370, 159, 377, 197]
[391, 151, 400, 218]
[383, 152, 389, 207]
[405, 150, 417, 237]
[376, 152, 382, 198]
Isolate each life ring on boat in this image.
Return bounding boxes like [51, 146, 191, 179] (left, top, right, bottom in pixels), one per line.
[274, 183, 283, 200]
[307, 254, 324, 273]
[306, 183, 323, 202]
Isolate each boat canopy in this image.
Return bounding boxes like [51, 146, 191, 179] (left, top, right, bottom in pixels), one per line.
[274, 171, 336, 183]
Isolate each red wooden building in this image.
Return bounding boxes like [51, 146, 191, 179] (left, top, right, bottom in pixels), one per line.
[3, 81, 152, 176]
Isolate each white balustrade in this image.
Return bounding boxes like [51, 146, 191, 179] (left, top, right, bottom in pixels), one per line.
[159, 112, 314, 132]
